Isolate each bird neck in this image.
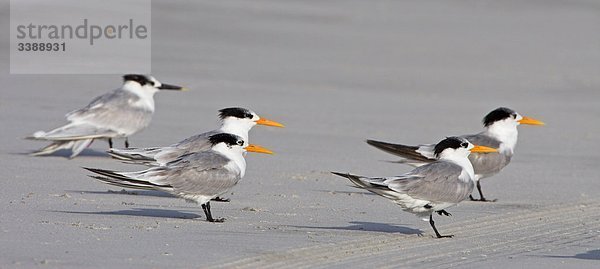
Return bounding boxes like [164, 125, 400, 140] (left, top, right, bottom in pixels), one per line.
[213, 144, 246, 177]
[484, 123, 518, 154]
[122, 82, 156, 111]
[219, 120, 252, 141]
[440, 154, 475, 182]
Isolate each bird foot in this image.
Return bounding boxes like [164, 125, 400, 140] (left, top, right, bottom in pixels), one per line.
[436, 210, 452, 216]
[207, 217, 226, 223]
[469, 196, 498, 202]
[211, 197, 231, 202]
[435, 234, 454, 239]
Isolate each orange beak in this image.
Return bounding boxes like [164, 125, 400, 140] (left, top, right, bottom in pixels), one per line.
[245, 144, 274, 154]
[470, 145, 498, 153]
[255, 118, 285, 128]
[518, 116, 545, 126]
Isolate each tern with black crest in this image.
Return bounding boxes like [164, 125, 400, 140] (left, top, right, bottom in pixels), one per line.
[108, 107, 284, 166]
[27, 74, 187, 158]
[333, 137, 497, 238]
[366, 107, 544, 201]
[85, 133, 273, 223]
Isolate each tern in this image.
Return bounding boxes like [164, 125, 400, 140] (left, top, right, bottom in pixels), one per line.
[366, 107, 544, 202]
[333, 137, 497, 238]
[85, 133, 273, 223]
[107, 107, 284, 166]
[27, 74, 187, 158]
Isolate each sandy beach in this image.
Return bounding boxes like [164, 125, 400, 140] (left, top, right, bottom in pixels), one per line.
[1, 0, 599, 268]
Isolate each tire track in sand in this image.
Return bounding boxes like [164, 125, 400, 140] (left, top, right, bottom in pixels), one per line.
[207, 200, 600, 269]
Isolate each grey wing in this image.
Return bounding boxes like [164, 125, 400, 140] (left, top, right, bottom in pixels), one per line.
[172, 130, 219, 151]
[65, 90, 152, 135]
[164, 152, 240, 197]
[468, 151, 511, 177]
[461, 133, 501, 148]
[462, 133, 510, 176]
[150, 130, 220, 165]
[30, 122, 119, 140]
[386, 162, 473, 203]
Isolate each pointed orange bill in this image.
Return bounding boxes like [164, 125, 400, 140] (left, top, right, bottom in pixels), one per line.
[518, 116, 545, 126]
[245, 144, 274, 154]
[470, 145, 498, 153]
[255, 118, 285, 128]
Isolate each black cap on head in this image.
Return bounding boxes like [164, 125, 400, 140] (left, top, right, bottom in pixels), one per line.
[483, 107, 517, 127]
[218, 107, 254, 120]
[434, 137, 469, 157]
[208, 133, 244, 147]
[123, 74, 154, 86]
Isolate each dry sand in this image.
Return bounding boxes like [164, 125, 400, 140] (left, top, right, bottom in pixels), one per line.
[1, 0, 599, 268]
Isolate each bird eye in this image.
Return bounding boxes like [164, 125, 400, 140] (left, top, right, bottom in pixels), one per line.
[237, 140, 244, 146]
[245, 113, 253, 119]
[512, 114, 517, 119]
[461, 142, 468, 147]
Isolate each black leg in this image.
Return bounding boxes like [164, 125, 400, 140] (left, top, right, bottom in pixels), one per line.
[108, 138, 113, 148]
[470, 181, 497, 202]
[125, 138, 130, 148]
[201, 203, 212, 221]
[212, 196, 231, 202]
[476, 181, 486, 201]
[429, 214, 453, 238]
[436, 210, 452, 216]
[201, 202, 225, 223]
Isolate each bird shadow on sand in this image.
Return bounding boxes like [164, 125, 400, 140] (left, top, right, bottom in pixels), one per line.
[69, 189, 176, 198]
[540, 249, 600, 261]
[55, 208, 202, 219]
[318, 186, 378, 196]
[319, 190, 376, 196]
[291, 221, 423, 235]
[17, 149, 109, 158]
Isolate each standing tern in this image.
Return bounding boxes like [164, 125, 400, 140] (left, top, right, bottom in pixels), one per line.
[27, 74, 187, 158]
[333, 137, 498, 238]
[109, 107, 283, 202]
[85, 133, 273, 222]
[108, 107, 284, 166]
[366, 107, 544, 202]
